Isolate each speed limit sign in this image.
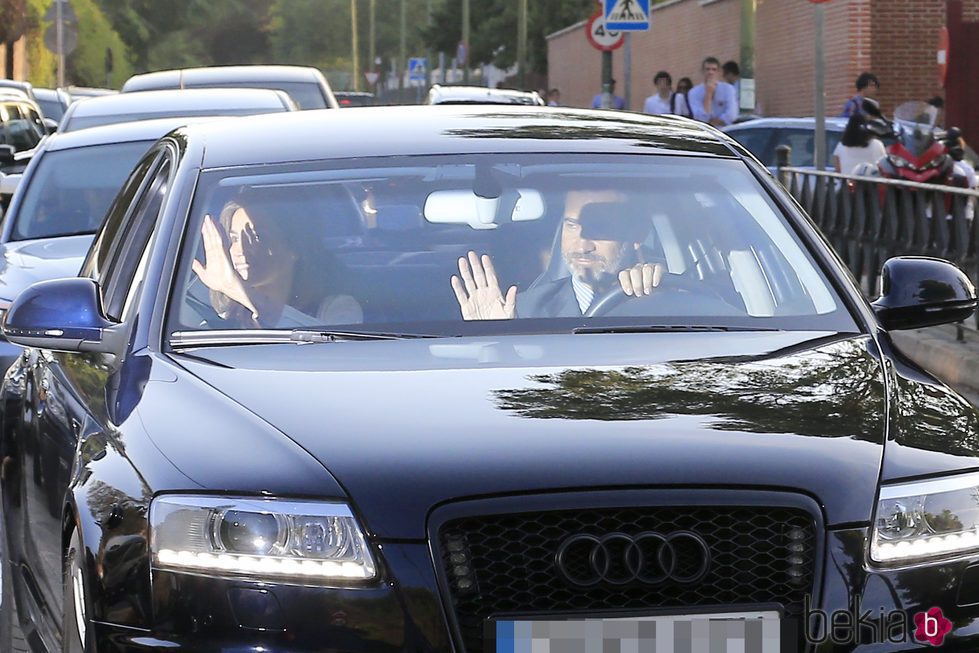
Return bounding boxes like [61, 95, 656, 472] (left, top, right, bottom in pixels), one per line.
[586, 11, 624, 51]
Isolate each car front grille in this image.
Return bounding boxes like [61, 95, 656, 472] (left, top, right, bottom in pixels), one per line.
[435, 505, 817, 653]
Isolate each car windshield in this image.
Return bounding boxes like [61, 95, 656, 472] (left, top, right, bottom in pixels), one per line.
[168, 154, 857, 338]
[62, 107, 284, 132]
[194, 81, 325, 109]
[12, 141, 152, 241]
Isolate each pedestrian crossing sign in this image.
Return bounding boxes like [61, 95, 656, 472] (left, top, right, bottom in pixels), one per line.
[604, 0, 650, 31]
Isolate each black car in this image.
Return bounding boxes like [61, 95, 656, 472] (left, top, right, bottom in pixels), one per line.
[0, 106, 977, 653]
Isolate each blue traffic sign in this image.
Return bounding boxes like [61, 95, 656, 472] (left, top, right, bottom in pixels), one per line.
[409, 57, 428, 82]
[604, 0, 650, 31]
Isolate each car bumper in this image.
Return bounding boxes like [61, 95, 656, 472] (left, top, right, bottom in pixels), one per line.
[82, 533, 979, 653]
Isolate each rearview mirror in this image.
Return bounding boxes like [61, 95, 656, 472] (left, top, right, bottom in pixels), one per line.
[424, 188, 545, 230]
[2, 277, 127, 356]
[43, 117, 59, 135]
[872, 257, 977, 330]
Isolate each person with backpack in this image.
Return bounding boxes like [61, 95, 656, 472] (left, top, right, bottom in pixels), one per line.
[643, 71, 690, 117]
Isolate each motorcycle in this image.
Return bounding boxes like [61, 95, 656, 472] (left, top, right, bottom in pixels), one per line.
[860, 99, 969, 188]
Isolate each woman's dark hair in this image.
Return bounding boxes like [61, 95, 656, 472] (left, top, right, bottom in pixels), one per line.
[841, 112, 871, 147]
[676, 77, 693, 93]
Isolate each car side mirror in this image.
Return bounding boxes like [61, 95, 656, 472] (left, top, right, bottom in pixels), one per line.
[43, 117, 58, 135]
[872, 257, 977, 330]
[1, 277, 127, 357]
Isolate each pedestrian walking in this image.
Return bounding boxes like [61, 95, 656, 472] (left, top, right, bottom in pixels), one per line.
[840, 72, 879, 118]
[547, 88, 561, 107]
[688, 57, 737, 126]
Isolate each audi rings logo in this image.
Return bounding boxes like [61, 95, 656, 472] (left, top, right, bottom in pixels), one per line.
[555, 531, 711, 586]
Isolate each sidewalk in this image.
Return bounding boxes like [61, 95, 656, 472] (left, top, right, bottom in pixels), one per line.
[890, 323, 979, 404]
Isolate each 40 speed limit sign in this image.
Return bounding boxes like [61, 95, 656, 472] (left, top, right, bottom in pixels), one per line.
[586, 11, 624, 51]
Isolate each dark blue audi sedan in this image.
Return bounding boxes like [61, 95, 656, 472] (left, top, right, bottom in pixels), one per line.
[0, 106, 977, 653]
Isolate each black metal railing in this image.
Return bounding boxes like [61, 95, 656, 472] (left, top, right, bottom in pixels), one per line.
[775, 145, 979, 332]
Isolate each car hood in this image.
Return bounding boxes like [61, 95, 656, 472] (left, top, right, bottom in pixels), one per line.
[176, 331, 888, 538]
[0, 235, 92, 301]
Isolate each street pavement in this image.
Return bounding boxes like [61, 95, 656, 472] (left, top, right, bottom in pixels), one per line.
[891, 322, 979, 405]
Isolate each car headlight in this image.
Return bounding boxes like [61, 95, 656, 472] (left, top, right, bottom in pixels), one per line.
[871, 472, 979, 564]
[149, 495, 376, 582]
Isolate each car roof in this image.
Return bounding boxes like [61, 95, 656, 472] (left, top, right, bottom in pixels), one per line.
[64, 88, 293, 119]
[65, 86, 118, 98]
[723, 117, 849, 131]
[428, 85, 544, 105]
[42, 116, 226, 152]
[176, 105, 737, 169]
[122, 65, 323, 92]
[0, 79, 34, 98]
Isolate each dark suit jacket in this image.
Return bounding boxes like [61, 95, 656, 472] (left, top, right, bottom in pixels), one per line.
[517, 276, 582, 318]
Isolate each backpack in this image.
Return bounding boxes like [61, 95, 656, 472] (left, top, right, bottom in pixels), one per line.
[670, 91, 691, 117]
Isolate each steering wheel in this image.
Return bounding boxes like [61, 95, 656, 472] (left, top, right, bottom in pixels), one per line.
[583, 273, 723, 318]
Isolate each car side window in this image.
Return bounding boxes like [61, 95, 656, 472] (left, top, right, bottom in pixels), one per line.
[730, 128, 775, 167]
[101, 157, 172, 321]
[80, 150, 162, 282]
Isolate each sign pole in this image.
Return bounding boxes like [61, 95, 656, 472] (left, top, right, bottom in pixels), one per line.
[517, 0, 527, 89]
[399, 0, 406, 103]
[623, 33, 632, 110]
[814, 3, 826, 170]
[462, 0, 470, 84]
[56, 0, 64, 87]
[601, 50, 613, 108]
[351, 0, 360, 91]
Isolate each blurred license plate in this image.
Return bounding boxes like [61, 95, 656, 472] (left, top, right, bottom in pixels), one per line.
[489, 610, 782, 653]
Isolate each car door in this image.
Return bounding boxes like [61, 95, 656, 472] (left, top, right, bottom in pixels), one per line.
[20, 147, 171, 644]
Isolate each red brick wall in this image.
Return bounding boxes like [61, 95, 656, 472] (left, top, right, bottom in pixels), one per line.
[546, 0, 979, 120]
[755, 0, 870, 117]
[546, 20, 603, 110]
[871, 0, 947, 116]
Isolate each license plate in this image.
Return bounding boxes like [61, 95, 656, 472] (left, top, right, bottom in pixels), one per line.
[489, 610, 782, 653]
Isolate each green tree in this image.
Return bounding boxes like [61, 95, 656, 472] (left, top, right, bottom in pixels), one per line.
[268, 0, 432, 91]
[425, 0, 593, 79]
[64, 0, 133, 87]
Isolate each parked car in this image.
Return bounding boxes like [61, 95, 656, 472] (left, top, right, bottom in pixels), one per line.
[64, 85, 118, 100]
[334, 91, 377, 107]
[121, 64, 340, 110]
[0, 79, 35, 102]
[1, 106, 978, 652]
[722, 117, 861, 171]
[58, 87, 296, 132]
[0, 91, 49, 153]
[0, 118, 222, 372]
[32, 87, 72, 123]
[425, 84, 545, 105]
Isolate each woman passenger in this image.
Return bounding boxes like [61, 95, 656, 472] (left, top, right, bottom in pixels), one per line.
[192, 197, 362, 328]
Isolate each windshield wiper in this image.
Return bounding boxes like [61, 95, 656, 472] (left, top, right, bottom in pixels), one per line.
[170, 328, 437, 348]
[288, 328, 437, 342]
[572, 324, 781, 335]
